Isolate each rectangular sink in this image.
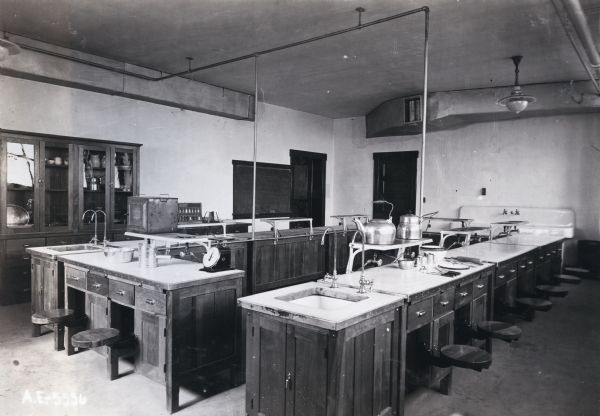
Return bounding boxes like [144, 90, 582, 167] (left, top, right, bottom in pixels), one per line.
[47, 244, 103, 252]
[276, 287, 367, 311]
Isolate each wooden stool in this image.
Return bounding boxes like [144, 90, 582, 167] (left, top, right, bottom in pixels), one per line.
[554, 274, 581, 285]
[439, 344, 492, 371]
[536, 284, 569, 298]
[476, 321, 522, 343]
[563, 266, 591, 278]
[31, 309, 75, 351]
[71, 328, 135, 380]
[516, 297, 553, 311]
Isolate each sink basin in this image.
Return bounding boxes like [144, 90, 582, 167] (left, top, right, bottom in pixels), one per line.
[276, 287, 367, 311]
[47, 244, 103, 252]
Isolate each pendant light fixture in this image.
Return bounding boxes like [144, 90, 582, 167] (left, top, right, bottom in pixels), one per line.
[0, 37, 21, 62]
[498, 55, 536, 114]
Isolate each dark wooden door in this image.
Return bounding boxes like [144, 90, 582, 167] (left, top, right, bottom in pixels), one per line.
[290, 150, 326, 227]
[134, 309, 167, 383]
[373, 151, 418, 224]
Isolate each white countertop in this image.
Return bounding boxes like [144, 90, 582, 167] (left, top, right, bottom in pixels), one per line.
[58, 250, 243, 290]
[489, 234, 565, 247]
[332, 263, 492, 300]
[448, 242, 534, 265]
[238, 281, 405, 331]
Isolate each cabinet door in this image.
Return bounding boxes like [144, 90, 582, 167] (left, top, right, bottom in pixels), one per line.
[134, 309, 167, 384]
[3, 238, 45, 305]
[471, 294, 487, 325]
[40, 141, 73, 232]
[2, 137, 40, 233]
[284, 325, 328, 416]
[246, 314, 287, 416]
[77, 144, 110, 233]
[31, 257, 58, 313]
[86, 292, 108, 329]
[110, 146, 139, 230]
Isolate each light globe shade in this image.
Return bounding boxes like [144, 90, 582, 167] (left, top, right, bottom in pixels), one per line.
[505, 99, 530, 114]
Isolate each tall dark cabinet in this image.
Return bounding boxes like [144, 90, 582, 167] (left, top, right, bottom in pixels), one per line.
[0, 129, 141, 305]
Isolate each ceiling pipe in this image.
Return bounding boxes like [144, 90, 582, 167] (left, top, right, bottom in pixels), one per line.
[561, 0, 600, 68]
[552, 0, 600, 95]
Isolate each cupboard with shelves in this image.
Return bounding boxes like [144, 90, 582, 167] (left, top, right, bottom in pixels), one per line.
[0, 129, 141, 305]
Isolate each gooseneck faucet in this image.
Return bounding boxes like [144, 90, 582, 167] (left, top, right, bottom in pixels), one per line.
[353, 218, 372, 294]
[320, 227, 338, 288]
[94, 210, 108, 247]
[82, 209, 98, 245]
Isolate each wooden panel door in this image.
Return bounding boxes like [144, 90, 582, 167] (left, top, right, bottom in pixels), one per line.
[247, 314, 287, 416]
[284, 325, 328, 416]
[134, 309, 167, 384]
[30, 256, 44, 314]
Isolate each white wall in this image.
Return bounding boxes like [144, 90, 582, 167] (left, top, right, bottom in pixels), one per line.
[0, 76, 335, 229]
[333, 113, 600, 239]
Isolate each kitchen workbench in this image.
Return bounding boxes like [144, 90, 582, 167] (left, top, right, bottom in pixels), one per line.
[58, 251, 245, 413]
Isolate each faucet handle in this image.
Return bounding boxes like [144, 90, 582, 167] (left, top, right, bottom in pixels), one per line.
[323, 273, 333, 281]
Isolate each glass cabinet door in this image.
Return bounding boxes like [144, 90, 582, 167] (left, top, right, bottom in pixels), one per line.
[80, 145, 109, 229]
[111, 147, 137, 227]
[41, 142, 71, 231]
[4, 140, 38, 232]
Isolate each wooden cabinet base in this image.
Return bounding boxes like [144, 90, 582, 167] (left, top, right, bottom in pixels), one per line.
[245, 307, 403, 416]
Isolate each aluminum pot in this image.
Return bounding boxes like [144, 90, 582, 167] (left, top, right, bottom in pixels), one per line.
[396, 211, 439, 240]
[353, 200, 396, 245]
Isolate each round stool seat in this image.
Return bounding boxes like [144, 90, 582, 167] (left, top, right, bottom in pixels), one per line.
[563, 266, 590, 277]
[554, 274, 581, 285]
[536, 284, 569, 297]
[516, 297, 553, 311]
[477, 321, 522, 342]
[439, 344, 492, 371]
[32, 308, 74, 325]
[72, 328, 120, 349]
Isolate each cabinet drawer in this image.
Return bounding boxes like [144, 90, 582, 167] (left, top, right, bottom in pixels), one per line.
[473, 275, 488, 297]
[433, 287, 455, 319]
[109, 279, 135, 306]
[6, 238, 46, 265]
[454, 283, 473, 309]
[407, 297, 433, 332]
[135, 286, 166, 315]
[87, 272, 108, 296]
[65, 266, 87, 289]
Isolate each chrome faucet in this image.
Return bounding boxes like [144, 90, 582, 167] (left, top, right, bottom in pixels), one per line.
[82, 210, 99, 245]
[353, 218, 372, 294]
[94, 210, 108, 247]
[320, 227, 338, 288]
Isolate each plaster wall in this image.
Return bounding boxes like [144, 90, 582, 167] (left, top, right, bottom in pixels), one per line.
[0, 76, 335, 230]
[333, 113, 600, 240]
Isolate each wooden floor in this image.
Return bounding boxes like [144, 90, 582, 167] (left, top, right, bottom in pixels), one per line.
[1, 278, 599, 416]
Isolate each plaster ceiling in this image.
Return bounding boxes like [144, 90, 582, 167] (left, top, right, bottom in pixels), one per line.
[0, 0, 597, 118]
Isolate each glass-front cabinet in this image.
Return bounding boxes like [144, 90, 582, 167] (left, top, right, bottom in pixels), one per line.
[111, 146, 139, 230]
[40, 141, 73, 232]
[78, 144, 110, 232]
[3, 138, 39, 233]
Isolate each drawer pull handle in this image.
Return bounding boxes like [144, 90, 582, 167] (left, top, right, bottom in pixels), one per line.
[476, 284, 485, 289]
[498, 275, 505, 279]
[459, 292, 469, 297]
[92, 283, 101, 288]
[539, 256, 544, 260]
[520, 265, 526, 269]
[527, 261, 533, 265]
[546, 253, 551, 257]
[416, 310, 427, 317]
[23, 244, 30, 247]
[116, 290, 126, 296]
[71, 276, 80, 281]
[509, 269, 517, 273]
[440, 301, 449, 306]
[145, 298, 156, 305]
[22, 256, 30, 260]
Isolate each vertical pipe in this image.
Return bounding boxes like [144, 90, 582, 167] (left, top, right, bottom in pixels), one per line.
[418, 8, 430, 216]
[252, 55, 258, 239]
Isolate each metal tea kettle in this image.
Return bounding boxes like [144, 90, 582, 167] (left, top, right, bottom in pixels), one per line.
[353, 200, 397, 245]
[396, 211, 439, 240]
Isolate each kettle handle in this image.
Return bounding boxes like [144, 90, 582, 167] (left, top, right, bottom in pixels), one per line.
[373, 200, 394, 219]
